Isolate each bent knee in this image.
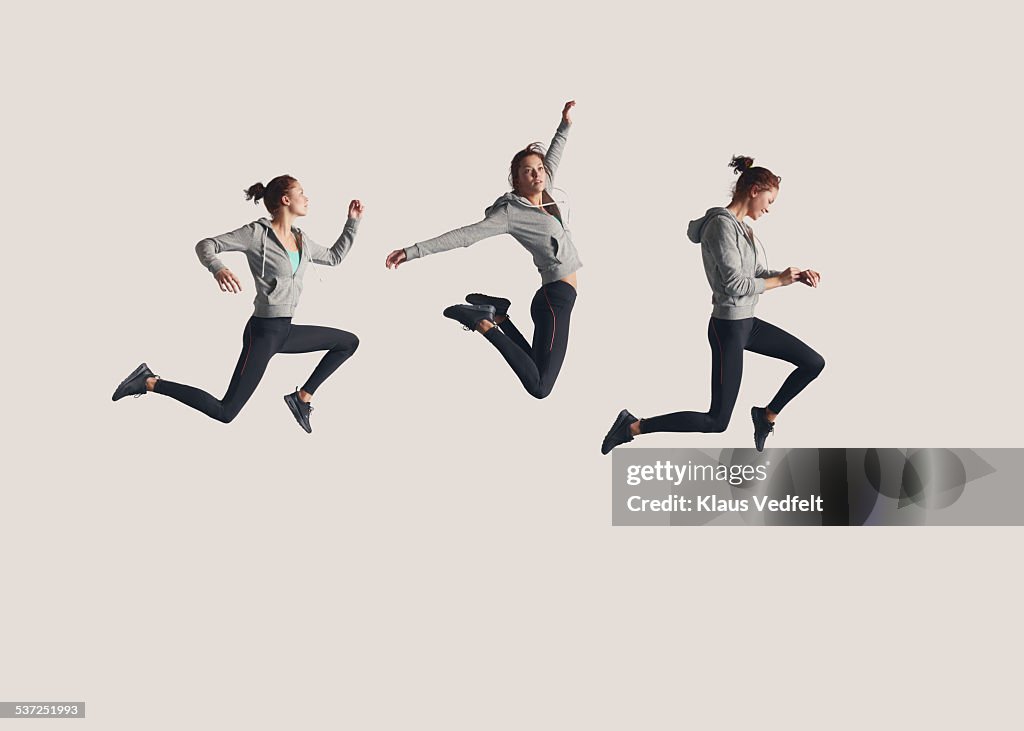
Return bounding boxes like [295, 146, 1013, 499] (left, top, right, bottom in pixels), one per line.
[806, 352, 825, 377]
[336, 333, 359, 355]
[702, 409, 732, 433]
[528, 383, 554, 400]
[707, 417, 730, 433]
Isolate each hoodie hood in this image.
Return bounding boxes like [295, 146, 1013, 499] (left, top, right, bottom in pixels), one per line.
[255, 217, 305, 238]
[687, 207, 734, 244]
[485, 191, 546, 216]
[484, 193, 515, 216]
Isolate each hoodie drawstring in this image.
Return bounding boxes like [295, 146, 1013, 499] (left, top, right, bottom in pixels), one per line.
[732, 215, 770, 272]
[751, 229, 770, 273]
[519, 186, 572, 230]
[295, 231, 324, 284]
[261, 236, 267, 278]
[308, 253, 324, 284]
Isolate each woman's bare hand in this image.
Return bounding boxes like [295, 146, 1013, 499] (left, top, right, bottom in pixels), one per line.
[562, 100, 576, 125]
[385, 249, 407, 269]
[798, 269, 821, 287]
[215, 268, 242, 293]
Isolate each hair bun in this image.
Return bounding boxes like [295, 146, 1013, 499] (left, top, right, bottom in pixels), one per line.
[244, 182, 266, 203]
[729, 155, 755, 175]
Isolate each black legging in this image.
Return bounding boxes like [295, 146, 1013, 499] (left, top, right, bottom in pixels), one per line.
[482, 280, 576, 399]
[153, 316, 359, 423]
[640, 316, 823, 434]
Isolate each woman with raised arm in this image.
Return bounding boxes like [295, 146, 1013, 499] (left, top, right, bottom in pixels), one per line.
[112, 176, 364, 434]
[386, 101, 580, 400]
[601, 156, 824, 454]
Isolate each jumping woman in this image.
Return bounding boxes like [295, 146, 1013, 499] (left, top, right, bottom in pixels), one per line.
[112, 176, 364, 434]
[601, 156, 824, 454]
[385, 101, 581, 400]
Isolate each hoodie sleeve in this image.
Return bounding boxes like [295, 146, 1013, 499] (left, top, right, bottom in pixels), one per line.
[302, 218, 359, 266]
[543, 120, 571, 184]
[404, 206, 511, 261]
[195, 222, 259, 274]
[703, 217, 766, 296]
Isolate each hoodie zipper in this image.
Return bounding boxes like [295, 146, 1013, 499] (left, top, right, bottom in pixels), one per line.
[730, 215, 761, 272]
[264, 224, 301, 308]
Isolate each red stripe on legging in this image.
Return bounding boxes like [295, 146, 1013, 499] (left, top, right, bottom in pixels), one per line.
[239, 321, 254, 375]
[543, 287, 557, 352]
[710, 319, 723, 384]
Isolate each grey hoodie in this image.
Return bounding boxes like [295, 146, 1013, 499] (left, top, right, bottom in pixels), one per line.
[195, 217, 359, 318]
[402, 120, 582, 285]
[687, 207, 781, 320]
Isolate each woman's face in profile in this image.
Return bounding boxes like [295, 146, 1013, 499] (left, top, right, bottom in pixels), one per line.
[748, 186, 778, 221]
[282, 183, 310, 217]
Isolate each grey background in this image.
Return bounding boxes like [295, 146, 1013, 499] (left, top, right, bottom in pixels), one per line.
[3, 1, 1022, 728]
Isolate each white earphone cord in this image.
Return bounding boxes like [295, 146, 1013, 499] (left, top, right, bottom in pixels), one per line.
[519, 186, 572, 227]
[752, 229, 769, 273]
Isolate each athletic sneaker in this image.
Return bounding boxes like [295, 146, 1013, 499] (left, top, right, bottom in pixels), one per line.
[443, 303, 496, 331]
[465, 293, 510, 318]
[284, 390, 314, 434]
[112, 363, 156, 401]
[601, 409, 638, 455]
[751, 406, 774, 452]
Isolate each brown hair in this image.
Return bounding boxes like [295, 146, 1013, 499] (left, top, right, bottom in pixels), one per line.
[244, 175, 298, 215]
[729, 156, 781, 201]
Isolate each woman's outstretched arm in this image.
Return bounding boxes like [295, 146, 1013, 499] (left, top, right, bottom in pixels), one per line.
[304, 200, 364, 266]
[385, 206, 511, 269]
[544, 100, 575, 184]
